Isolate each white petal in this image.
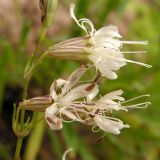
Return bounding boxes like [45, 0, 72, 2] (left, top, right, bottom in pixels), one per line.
[62, 110, 78, 121]
[50, 79, 69, 94]
[46, 116, 63, 130]
[62, 65, 87, 95]
[63, 83, 98, 102]
[100, 69, 117, 80]
[50, 88, 57, 100]
[101, 90, 123, 100]
[45, 103, 58, 117]
[45, 104, 63, 130]
[88, 47, 127, 79]
[93, 37, 122, 50]
[94, 115, 129, 135]
[89, 54, 118, 79]
[95, 25, 122, 38]
[87, 88, 99, 102]
[57, 79, 69, 88]
[96, 90, 126, 111]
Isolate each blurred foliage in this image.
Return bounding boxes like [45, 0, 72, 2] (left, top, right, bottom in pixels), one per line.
[0, 0, 160, 159]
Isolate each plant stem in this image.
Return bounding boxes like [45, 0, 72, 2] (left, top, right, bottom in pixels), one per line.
[14, 82, 28, 160]
[24, 113, 45, 160]
[33, 25, 48, 59]
[14, 137, 23, 160]
[13, 26, 48, 160]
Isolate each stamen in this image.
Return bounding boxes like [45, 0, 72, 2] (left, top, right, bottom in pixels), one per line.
[122, 58, 152, 68]
[95, 133, 106, 142]
[70, 3, 95, 36]
[122, 51, 147, 54]
[124, 102, 151, 109]
[59, 110, 76, 123]
[92, 126, 101, 132]
[121, 40, 148, 45]
[78, 18, 95, 36]
[62, 148, 73, 160]
[121, 94, 150, 104]
[71, 107, 98, 117]
[73, 109, 84, 121]
[102, 116, 123, 122]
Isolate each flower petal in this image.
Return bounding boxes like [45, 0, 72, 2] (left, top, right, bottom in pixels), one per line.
[89, 54, 118, 79]
[45, 104, 63, 130]
[50, 79, 69, 93]
[45, 103, 59, 117]
[61, 110, 78, 121]
[63, 83, 98, 102]
[50, 88, 58, 101]
[87, 88, 99, 102]
[95, 25, 122, 38]
[100, 90, 124, 101]
[46, 116, 63, 130]
[62, 65, 88, 95]
[88, 48, 127, 79]
[94, 115, 129, 135]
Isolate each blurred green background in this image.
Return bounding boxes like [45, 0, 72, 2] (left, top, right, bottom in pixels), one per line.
[0, 0, 160, 159]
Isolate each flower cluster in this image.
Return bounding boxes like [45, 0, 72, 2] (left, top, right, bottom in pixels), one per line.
[20, 65, 150, 135]
[20, 3, 151, 135]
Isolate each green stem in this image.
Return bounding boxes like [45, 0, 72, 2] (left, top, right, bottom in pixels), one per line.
[14, 82, 28, 160]
[33, 25, 48, 59]
[13, 26, 48, 160]
[14, 137, 23, 160]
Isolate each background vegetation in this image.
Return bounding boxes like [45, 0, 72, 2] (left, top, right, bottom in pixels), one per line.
[0, 0, 160, 159]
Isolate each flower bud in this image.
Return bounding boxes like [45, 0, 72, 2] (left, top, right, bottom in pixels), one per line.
[39, 0, 58, 27]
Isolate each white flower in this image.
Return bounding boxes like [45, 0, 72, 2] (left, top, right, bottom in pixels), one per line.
[45, 65, 99, 130]
[85, 89, 150, 134]
[69, 3, 152, 79]
[48, 3, 151, 79]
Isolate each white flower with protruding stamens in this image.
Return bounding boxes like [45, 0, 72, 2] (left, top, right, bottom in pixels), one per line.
[48, 3, 151, 79]
[45, 65, 99, 130]
[85, 89, 150, 134]
[69, 3, 152, 79]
